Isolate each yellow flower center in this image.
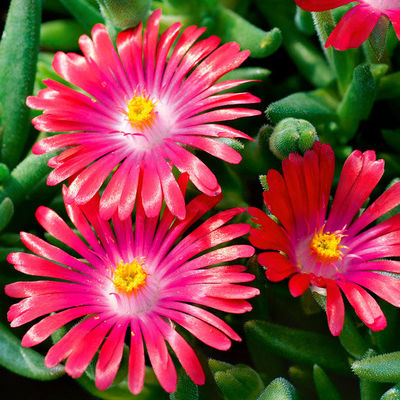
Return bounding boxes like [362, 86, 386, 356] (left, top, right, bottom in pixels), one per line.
[310, 228, 345, 264]
[112, 258, 148, 295]
[127, 93, 156, 129]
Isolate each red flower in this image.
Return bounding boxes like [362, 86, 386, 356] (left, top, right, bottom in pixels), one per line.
[295, 0, 400, 50]
[249, 142, 400, 335]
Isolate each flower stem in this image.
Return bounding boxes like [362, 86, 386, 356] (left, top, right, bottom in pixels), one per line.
[312, 11, 355, 95]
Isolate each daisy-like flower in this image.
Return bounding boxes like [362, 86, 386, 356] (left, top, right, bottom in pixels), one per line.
[295, 0, 400, 50]
[6, 175, 259, 394]
[248, 142, 400, 335]
[27, 9, 260, 221]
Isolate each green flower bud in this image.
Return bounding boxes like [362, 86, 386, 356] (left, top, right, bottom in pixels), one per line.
[97, 0, 151, 29]
[269, 118, 318, 159]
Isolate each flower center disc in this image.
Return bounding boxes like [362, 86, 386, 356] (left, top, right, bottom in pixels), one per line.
[127, 93, 156, 129]
[310, 229, 343, 264]
[112, 258, 148, 295]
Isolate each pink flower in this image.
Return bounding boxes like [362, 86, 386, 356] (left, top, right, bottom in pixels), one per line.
[295, 0, 400, 50]
[6, 176, 259, 394]
[248, 142, 400, 335]
[27, 9, 260, 221]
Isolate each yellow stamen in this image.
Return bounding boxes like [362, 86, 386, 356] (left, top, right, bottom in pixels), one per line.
[112, 258, 148, 295]
[127, 92, 156, 129]
[310, 228, 345, 264]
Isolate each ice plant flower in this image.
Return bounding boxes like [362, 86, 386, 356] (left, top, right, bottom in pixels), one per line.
[295, 0, 400, 50]
[26, 9, 260, 221]
[6, 176, 259, 394]
[248, 142, 400, 335]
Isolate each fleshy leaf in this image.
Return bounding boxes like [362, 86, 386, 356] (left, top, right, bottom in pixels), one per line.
[0, 322, 64, 380]
[0, 0, 41, 168]
[257, 378, 299, 400]
[210, 359, 264, 400]
[170, 368, 199, 400]
[267, 90, 337, 126]
[352, 352, 400, 383]
[313, 365, 343, 400]
[245, 321, 349, 374]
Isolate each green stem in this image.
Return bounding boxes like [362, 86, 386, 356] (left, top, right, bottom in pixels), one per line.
[311, 11, 335, 68]
[312, 11, 355, 95]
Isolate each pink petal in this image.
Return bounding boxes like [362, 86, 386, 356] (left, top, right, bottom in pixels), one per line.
[326, 280, 345, 336]
[21, 306, 99, 347]
[65, 318, 114, 379]
[155, 315, 205, 385]
[295, 0, 352, 12]
[288, 274, 311, 297]
[325, 4, 381, 50]
[157, 307, 231, 351]
[337, 280, 387, 331]
[45, 315, 105, 368]
[348, 181, 400, 236]
[128, 320, 146, 395]
[140, 317, 177, 393]
[346, 271, 400, 307]
[95, 320, 129, 390]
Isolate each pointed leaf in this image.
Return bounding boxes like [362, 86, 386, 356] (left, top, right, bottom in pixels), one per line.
[245, 321, 349, 374]
[0, 322, 64, 380]
[0, 0, 41, 167]
[313, 365, 343, 400]
[170, 368, 199, 400]
[352, 352, 400, 383]
[257, 378, 299, 400]
[267, 90, 337, 126]
[381, 384, 400, 400]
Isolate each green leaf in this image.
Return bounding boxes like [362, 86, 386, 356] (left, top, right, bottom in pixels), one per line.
[0, 322, 64, 380]
[257, 378, 299, 400]
[381, 384, 400, 400]
[211, 6, 281, 58]
[256, 0, 334, 87]
[59, 0, 104, 34]
[313, 365, 343, 400]
[267, 90, 338, 126]
[339, 314, 369, 360]
[313, 292, 368, 360]
[337, 64, 377, 142]
[41, 19, 86, 51]
[78, 367, 168, 400]
[382, 130, 400, 153]
[0, 197, 14, 232]
[170, 368, 199, 400]
[245, 320, 350, 374]
[0, 0, 41, 168]
[377, 71, 400, 100]
[0, 151, 57, 206]
[352, 352, 400, 383]
[358, 350, 385, 400]
[210, 359, 264, 400]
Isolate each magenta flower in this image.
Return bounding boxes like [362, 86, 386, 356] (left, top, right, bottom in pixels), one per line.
[6, 177, 259, 394]
[295, 0, 400, 50]
[248, 142, 400, 335]
[27, 9, 260, 221]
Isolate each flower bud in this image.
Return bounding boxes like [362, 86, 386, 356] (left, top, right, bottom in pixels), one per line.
[97, 0, 151, 29]
[269, 118, 318, 159]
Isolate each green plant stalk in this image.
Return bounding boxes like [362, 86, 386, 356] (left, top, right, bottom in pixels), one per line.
[312, 11, 354, 95]
[0, 0, 41, 168]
